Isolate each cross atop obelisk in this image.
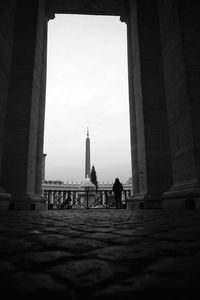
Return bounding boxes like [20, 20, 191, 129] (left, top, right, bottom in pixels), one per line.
[85, 128, 91, 179]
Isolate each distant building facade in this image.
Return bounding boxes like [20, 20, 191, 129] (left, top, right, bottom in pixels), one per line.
[42, 179, 132, 209]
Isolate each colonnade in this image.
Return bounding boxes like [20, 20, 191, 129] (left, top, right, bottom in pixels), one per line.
[0, 0, 200, 210]
[126, 0, 200, 208]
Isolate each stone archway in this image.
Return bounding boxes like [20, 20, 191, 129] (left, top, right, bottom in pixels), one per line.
[0, 0, 200, 210]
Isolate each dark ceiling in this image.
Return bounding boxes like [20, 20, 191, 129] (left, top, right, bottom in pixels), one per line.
[47, 0, 126, 16]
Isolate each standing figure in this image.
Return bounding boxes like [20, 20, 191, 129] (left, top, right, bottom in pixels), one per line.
[112, 178, 123, 209]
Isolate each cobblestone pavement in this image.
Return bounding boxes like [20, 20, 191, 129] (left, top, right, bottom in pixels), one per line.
[0, 209, 200, 299]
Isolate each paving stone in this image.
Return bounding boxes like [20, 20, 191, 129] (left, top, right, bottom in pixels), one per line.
[1, 271, 67, 291]
[0, 209, 200, 299]
[49, 259, 114, 287]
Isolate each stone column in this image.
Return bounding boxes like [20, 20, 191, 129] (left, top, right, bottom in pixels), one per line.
[54, 190, 58, 207]
[68, 191, 72, 205]
[59, 191, 63, 206]
[104, 191, 108, 208]
[99, 191, 103, 205]
[64, 191, 68, 203]
[102, 191, 106, 206]
[1, 0, 47, 209]
[49, 190, 54, 209]
[75, 192, 78, 206]
[159, 0, 200, 208]
[61, 191, 65, 208]
[0, 0, 16, 208]
[126, 0, 172, 209]
[35, 12, 48, 197]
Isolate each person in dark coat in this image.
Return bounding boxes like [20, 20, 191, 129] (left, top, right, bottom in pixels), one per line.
[112, 178, 123, 209]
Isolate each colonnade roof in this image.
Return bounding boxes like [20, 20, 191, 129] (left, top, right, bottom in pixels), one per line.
[47, 0, 126, 16]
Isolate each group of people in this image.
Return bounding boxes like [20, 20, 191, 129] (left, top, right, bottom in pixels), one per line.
[112, 178, 124, 209]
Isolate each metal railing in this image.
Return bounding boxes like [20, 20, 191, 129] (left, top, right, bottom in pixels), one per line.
[43, 189, 132, 210]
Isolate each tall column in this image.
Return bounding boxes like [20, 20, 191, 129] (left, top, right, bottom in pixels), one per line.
[1, 0, 47, 209]
[34, 12, 48, 196]
[0, 0, 16, 208]
[159, 0, 200, 208]
[126, 0, 172, 208]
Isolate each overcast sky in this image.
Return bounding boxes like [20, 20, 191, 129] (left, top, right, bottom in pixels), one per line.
[44, 14, 131, 184]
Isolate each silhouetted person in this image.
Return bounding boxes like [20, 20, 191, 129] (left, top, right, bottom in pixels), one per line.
[112, 178, 123, 209]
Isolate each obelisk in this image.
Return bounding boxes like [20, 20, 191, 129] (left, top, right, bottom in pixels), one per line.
[85, 128, 90, 178]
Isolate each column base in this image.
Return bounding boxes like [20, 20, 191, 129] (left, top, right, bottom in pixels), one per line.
[0, 187, 12, 210]
[127, 193, 163, 209]
[9, 194, 48, 210]
[162, 180, 200, 208]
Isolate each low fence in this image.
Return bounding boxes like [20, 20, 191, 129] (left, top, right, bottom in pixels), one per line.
[43, 189, 132, 209]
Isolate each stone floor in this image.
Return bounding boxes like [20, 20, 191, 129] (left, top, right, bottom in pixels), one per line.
[0, 208, 200, 299]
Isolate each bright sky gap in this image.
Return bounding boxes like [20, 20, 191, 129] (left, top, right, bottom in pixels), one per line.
[44, 14, 131, 184]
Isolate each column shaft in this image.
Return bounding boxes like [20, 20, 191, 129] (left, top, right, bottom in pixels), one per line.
[1, 0, 47, 209]
[35, 14, 48, 196]
[159, 0, 200, 207]
[0, 0, 16, 206]
[127, 0, 172, 208]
